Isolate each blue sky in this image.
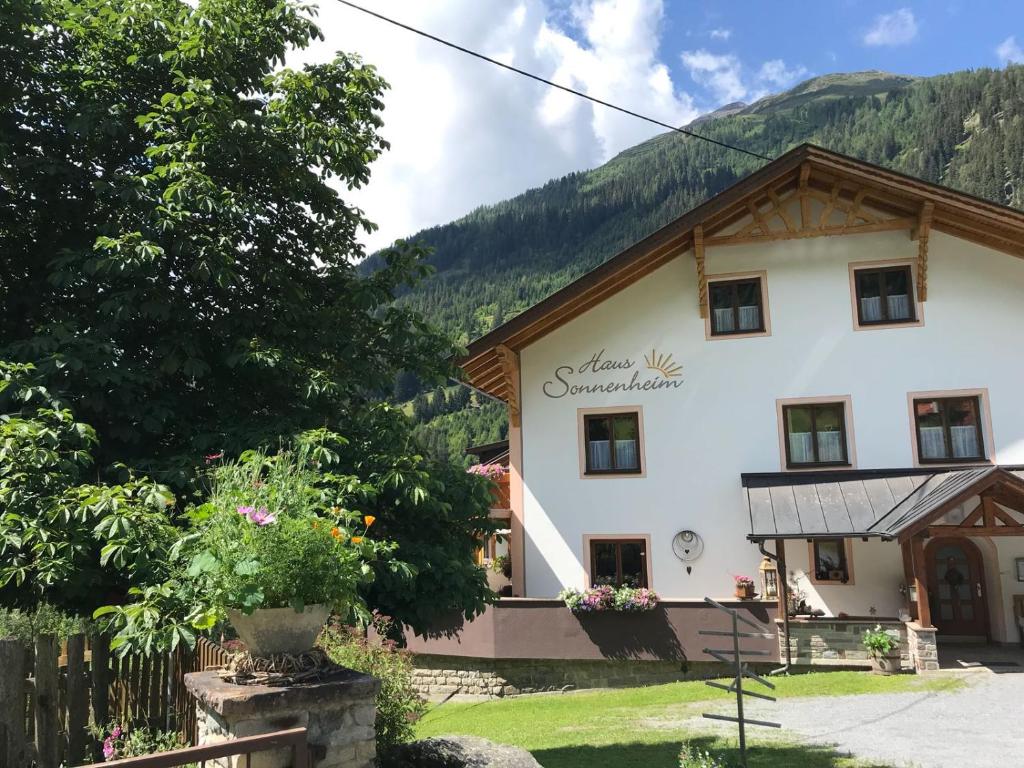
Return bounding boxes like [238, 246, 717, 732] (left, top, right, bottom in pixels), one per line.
[652, 2, 1024, 109]
[300, 1, 1024, 249]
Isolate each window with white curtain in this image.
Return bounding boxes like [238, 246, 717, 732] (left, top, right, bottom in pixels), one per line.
[709, 277, 765, 336]
[783, 402, 850, 468]
[584, 412, 642, 475]
[854, 265, 916, 326]
[914, 396, 986, 463]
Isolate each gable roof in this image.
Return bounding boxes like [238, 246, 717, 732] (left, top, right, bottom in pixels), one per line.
[461, 143, 1024, 402]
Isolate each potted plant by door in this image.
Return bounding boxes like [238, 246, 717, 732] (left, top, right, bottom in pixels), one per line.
[733, 575, 756, 599]
[183, 448, 388, 658]
[862, 625, 901, 675]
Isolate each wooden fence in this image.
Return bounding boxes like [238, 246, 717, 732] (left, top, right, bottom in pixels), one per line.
[0, 634, 231, 768]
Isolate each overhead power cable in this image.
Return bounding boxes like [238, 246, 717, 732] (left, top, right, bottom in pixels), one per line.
[333, 0, 774, 163]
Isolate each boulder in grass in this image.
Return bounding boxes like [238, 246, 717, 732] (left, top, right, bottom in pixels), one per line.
[379, 735, 542, 768]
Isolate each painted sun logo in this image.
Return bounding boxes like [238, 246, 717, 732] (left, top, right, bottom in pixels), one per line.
[644, 350, 683, 379]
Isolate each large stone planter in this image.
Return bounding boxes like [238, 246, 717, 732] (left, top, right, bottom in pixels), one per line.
[869, 653, 902, 675]
[228, 604, 330, 657]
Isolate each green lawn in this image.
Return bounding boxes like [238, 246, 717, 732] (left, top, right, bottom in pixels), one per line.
[415, 672, 962, 768]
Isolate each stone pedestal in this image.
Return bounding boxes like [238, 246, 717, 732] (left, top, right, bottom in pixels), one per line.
[185, 669, 380, 768]
[906, 621, 939, 671]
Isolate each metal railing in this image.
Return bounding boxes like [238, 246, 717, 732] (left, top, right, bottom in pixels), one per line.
[79, 727, 309, 768]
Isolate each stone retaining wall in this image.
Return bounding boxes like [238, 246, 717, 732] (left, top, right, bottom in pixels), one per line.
[906, 621, 939, 671]
[411, 655, 772, 698]
[779, 619, 912, 671]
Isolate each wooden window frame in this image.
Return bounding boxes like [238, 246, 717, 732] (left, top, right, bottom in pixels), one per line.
[781, 402, 852, 469]
[577, 406, 646, 479]
[848, 259, 924, 331]
[705, 271, 771, 341]
[584, 535, 651, 589]
[807, 538, 855, 586]
[911, 394, 989, 466]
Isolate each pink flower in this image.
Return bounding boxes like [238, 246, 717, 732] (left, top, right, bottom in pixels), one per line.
[110, 725, 122, 739]
[103, 737, 116, 760]
[248, 506, 277, 526]
[204, 452, 224, 464]
[237, 505, 254, 517]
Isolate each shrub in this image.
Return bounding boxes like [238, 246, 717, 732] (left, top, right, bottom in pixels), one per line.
[0, 605, 89, 645]
[89, 722, 190, 763]
[679, 743, 731, 767]
[319, 614, 425, 749]
[862, 624, 899, 657]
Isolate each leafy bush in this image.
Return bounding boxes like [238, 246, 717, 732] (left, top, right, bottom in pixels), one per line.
[0, 605, 88, 645]
[320, 614, 425, 749]
[862, 624, 899, 657]
[559, 585, 658, 614]
[679, 743, 731, 768]
[89, 722, 190, 763]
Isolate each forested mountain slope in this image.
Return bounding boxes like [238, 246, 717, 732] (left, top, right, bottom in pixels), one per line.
[381, 67, 1024, 459]
[367, 68, 1024, 347]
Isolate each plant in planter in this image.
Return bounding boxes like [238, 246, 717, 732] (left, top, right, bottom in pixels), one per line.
[182, 449, 395, 657]
[559, 585, 614, 614]
[613, 587, 660, 612]
[733, 575, 756, 599]
[862, 624, 901, 674]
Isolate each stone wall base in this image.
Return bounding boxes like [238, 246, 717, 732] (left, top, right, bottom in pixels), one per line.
[411, 655, 774, 698]
[778, 619, 913, 672]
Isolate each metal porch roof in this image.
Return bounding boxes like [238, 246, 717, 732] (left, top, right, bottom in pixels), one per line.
[744, 466, 1024, 540]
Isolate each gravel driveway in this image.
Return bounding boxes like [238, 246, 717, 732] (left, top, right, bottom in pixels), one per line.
[709, 672, 1022, 768]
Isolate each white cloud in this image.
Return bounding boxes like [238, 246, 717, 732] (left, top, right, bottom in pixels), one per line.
[863, 8, 919, 47]
[288, 0, 699, 251]
[681, 50, 809, 105]
[996, 36, 1024, 65]
[709, 28, 731, 40]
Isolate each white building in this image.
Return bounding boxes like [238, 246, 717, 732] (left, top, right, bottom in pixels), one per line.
[409, 145, 1024, 688]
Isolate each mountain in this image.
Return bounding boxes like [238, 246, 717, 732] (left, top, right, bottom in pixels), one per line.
[377, 67, 1024, 459]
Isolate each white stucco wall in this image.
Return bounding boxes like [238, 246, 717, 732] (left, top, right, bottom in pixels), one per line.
[516, 228, 1024, 631]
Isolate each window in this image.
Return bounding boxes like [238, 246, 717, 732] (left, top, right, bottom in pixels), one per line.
[589, 539, 648, 588]
[853, 264, 917, 326]
[583, 412, 641, 474]
[914, 396, 986, 463]
[811, 539, 851, 584]
[783, 402, 850, 468]
[709, 277, 765, 336]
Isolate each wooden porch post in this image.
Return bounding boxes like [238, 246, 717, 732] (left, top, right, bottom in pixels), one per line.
[910, 534, 932, 628]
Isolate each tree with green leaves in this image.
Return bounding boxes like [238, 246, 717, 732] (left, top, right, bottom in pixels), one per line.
[0, 0, 497, 639]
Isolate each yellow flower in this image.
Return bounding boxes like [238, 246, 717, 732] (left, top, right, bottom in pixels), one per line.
[364, 515, 376, 528]
[312, 520, 319, 529]
[330, 527, 342, 539]
[331, 506, 341, 515]
[351, 536, 363, 544]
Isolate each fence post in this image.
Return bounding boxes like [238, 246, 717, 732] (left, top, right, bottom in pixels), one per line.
[0, 638, 27, 768]
[35, 634, 60, 768]
[66, 634, 89, 766]
[90, 633, 110, 760]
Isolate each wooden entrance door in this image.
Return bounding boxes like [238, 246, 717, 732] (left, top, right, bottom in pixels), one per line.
[926, 538, 988, 638]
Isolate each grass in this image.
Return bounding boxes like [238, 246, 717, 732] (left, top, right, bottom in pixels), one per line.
[415, 672, 963, 768]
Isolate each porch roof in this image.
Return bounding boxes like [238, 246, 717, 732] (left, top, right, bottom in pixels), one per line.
[743, 466, 1024, 541]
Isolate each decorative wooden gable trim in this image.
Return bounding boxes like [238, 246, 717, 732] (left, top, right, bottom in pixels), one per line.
[694, 225, 707, 319]
[913, 201, 934, 301]
[897, 469, 1024, 543]
[702, 173, 917, 249]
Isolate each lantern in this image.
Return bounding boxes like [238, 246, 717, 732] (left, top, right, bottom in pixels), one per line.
[759, 557, 779, 600]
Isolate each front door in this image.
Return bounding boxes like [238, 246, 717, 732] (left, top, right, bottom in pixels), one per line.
[926, 538, 988, 638]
